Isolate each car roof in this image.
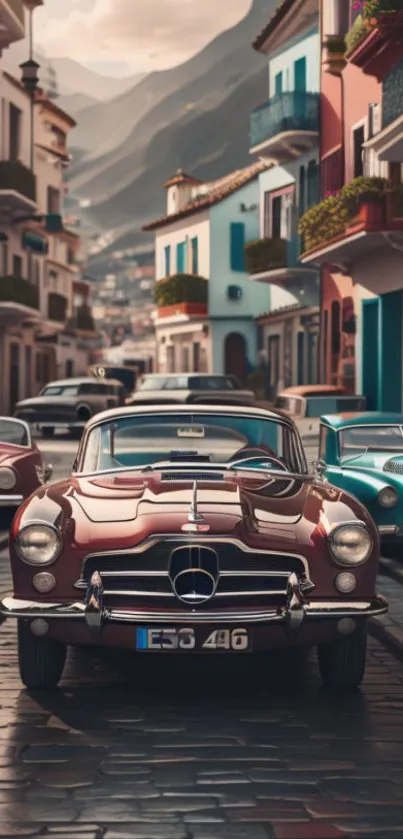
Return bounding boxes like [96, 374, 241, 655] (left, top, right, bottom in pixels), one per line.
[321, 412, 403, 430]
[43, 377, 123, 387]
[85, 403, 295, 430]
[143, 374, 235, 379]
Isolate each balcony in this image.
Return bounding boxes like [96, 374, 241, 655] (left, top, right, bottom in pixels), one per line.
[48, 291, 68, 323]
[363, 61, 403, 162]
[346, 4, 403, 81]
[245, 237, 319, 306]
[250, 92, 319, 163]
[299, 177, 403, 276]
[154, 273, 208, 320]
[66, 305, 96, 334]
[0, 0, 25, 47]
[0, 275, 40, 324]
[0, 160, 36, 216]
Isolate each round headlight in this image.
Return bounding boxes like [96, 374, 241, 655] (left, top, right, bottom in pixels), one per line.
[378, 486, 398, 508]
[328, 524, 373, 566]
[14, 524, 61, 566]
[0, 467, 16, 490]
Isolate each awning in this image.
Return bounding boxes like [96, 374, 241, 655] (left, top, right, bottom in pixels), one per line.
[22, 231, 48, 254]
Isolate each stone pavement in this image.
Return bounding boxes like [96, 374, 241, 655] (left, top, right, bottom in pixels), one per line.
[0, 547, 402, 837]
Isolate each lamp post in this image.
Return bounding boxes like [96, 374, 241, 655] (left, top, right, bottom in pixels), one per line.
[20, 0, 42, 171]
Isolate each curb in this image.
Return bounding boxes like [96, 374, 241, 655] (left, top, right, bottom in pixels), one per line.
[369, 616, 403, 662]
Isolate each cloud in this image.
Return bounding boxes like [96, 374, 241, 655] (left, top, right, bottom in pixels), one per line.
[34, 0, 252, 73]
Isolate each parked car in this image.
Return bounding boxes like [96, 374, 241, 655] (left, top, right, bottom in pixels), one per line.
[0, 418, 52, 511]
[319, 411, 403, 543]
[14, 377, 125, 438]
[275, 385, 366, 419]
[1, 403, 387, 690]
[126, 373, 256, 406]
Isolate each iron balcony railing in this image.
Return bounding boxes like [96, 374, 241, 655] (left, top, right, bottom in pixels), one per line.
[250, 91, 320, 150]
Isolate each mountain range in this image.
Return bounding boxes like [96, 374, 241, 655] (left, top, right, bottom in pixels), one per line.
[64, 0, 276, 274]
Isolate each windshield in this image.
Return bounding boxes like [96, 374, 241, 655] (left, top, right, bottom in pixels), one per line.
[340, 425, 403, 460]
[41, 385, 80, 397]
[0, 420, 29, 446]
[81, 412, 303, 474]
[139, 376, 172, 391]
[188, 376, 238, 390]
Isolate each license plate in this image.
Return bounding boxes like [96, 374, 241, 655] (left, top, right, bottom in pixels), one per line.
[136, 627, 250, 652]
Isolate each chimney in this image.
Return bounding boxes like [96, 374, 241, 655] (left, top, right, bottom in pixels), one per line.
[164, 169, 202, 215]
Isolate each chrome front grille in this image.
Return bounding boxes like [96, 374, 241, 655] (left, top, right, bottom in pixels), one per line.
[77, 539, 309, 612]
[383, 458, 403, 475]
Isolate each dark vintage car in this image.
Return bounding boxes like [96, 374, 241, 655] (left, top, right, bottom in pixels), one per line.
[126, 373, 256, 406]
[275, 385, 367, 419]
[1, 404, 387, 690]
[0, 418, 52, 511]
[14, 377, 125, 438]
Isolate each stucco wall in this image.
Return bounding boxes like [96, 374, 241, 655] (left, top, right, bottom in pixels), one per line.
[155, 212, 210, 281]
[209, 180, 269, 319]
[269, 30, 320, 94]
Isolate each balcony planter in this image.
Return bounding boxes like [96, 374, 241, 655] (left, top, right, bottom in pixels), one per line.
[45, 214, 63, 233]
[154, 273, 208, 307]
[245, 238, 287, 274]
[158, 302, 208, 319]
[0, 275, 39, 309]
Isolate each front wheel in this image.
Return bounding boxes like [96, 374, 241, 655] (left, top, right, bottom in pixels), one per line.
[317, 622, 367, 690]
[18, 620, 67, 689]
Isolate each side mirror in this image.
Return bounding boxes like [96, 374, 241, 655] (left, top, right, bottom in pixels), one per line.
[312, 459, 327, 481]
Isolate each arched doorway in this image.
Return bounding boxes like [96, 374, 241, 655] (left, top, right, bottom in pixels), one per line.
[224, 333, 247, 384]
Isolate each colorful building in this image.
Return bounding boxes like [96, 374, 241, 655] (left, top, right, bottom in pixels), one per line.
[300, 0, 403, 409]
[246, 0, 321, 398]
[143, 165, 270, 383]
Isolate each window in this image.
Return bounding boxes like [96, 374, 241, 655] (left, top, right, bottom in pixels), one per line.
[12, 254, 22, 277]
[299, 166, 305, 216]
[1, 242, 8, 275]
[230, 222, 245, 272]
[353, 124, 365, 178]
[191, 237, 198, 273]
[272, 197, 282, 238]
[9, 104, 21, 162]
[307, 160, 319, 208]
[319, 425, 329, 460]
[193, 342, 200, 372]
[263, 192, 271, 237]
[47, 186, 60, 214]
[331, 300, 341, 355]
[164, 245, 171, 276]
[177, 242, 186, 273]
[274, 72, 283, 96]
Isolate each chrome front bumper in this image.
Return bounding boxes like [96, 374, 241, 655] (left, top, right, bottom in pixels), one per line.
[0, 571, 388, 638]
[0, 495, 23, 508]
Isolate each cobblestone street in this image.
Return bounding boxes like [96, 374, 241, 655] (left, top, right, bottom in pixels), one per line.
[0, 544, 403, 838]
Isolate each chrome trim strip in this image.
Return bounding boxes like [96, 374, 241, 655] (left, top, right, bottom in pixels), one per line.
[83, 589, 288, 599]
[0, 495, 23, 507]
[0, 595, 388, 624]
[81, 536, 311, 580]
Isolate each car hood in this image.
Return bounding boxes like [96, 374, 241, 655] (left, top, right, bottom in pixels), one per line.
[342, 452, 403, 484]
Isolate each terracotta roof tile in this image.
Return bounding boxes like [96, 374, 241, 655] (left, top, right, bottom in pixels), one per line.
[253, 0, 297, 51]
[143, 161, 269, 232]
[164, 168, 202, 188]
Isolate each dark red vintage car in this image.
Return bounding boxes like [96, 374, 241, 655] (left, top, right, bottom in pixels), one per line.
[1, 405, 387, 690]
[0, 418, 52, 513]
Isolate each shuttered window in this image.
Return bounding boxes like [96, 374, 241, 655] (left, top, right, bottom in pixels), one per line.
[164, 245, 171, 276]
[230, 223, 245, 272]
[177, 242, 186, 273]
[191, 237, 198, 273]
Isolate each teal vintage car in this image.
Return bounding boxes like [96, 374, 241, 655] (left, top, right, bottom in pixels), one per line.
[319, 412, 403, 541]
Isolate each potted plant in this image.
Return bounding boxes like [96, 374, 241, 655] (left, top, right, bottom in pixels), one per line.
[323, 36, 347, 75]
[341, 176, 387, 227]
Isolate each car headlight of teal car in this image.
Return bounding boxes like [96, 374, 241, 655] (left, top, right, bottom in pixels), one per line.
[327, 523, 373, 566]
[377, 486, 398, 508]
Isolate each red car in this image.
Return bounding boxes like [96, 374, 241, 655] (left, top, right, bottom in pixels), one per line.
[1, 404, 387, 690]
[0, 418, 53, 512]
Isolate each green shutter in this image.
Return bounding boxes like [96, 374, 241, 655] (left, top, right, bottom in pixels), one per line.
[164, 245, 171, 276]
[230, 223, 245, 272]
[191, 237, 198, 273]
[177, 242, 185, 273]
[274, 72, 283, 97]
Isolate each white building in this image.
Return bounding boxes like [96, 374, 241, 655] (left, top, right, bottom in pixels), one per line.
[143, 165, 270, 383]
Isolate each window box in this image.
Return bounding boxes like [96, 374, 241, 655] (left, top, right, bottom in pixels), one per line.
[154, 273, 208, 307]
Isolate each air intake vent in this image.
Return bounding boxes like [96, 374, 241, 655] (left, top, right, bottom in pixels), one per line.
[383, 457, 403, 475]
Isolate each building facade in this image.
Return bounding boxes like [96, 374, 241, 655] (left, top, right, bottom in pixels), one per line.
[143, 165, 269, 383]
[300, 0, 403, 408]
[0, 0, 96, 413]
[247, 0, 321, 398]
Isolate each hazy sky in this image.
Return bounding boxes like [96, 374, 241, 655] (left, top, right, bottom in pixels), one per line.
[29, 0, 253, 77]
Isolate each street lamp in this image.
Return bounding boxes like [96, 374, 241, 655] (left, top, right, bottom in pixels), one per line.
[20, 0, 42, 171]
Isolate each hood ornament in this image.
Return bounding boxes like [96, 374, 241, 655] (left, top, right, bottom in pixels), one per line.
[181, 481, 210, 533]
